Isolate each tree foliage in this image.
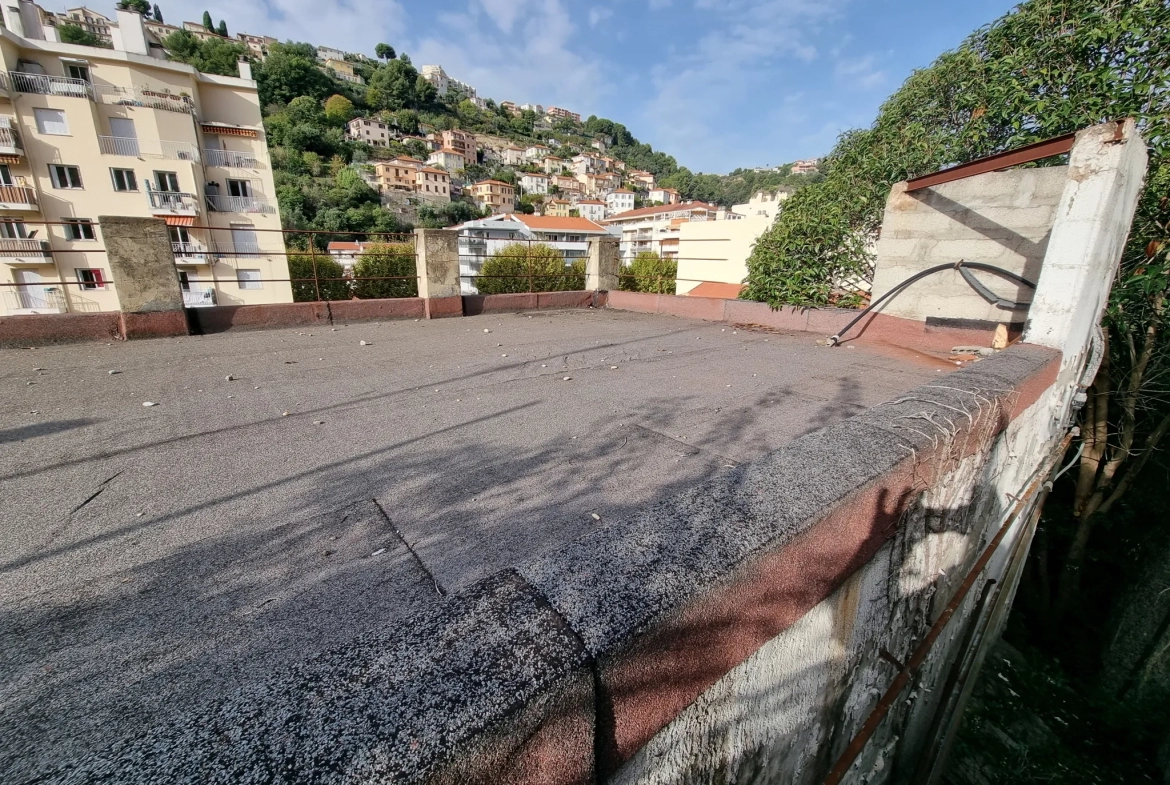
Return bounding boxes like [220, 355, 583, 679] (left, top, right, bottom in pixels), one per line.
[475, 243, 584, 294]
[57, 23, 109, 48]
[117, 0, 152, 15]
[352, 243, 418, 299]
[201, 10, 212, 29]
[287, 254, 349, 302]
[619, 252, 677, 294]
[255, 42, 335, 106]
[216, 19, 228, 37]
[324, 94, 355, 125]
[374, 43, 395, 60]
[162, 29, 249, 76]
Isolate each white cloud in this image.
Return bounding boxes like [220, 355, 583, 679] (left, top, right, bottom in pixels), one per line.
[154, 0, 407, 55]
[835, 55, 887, 89]
[589, 6, 614, 26]
[478, 0, 526, 34]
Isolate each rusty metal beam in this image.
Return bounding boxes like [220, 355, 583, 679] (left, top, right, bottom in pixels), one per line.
[905, 133, 1076, 192]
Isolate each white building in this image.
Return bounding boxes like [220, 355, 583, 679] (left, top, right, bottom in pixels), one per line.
[453, 213, 612, 294]
[606, 189, 635, 215]
[576, 199, 607, 222]
[346, 116, 392, 147]
[648, 187, 680, 205]
[731, 190, 789, 220]
[675, 214, 774, 297]
[520, 172, 550, 195]
[524, 144, 549, 161]
[502, 146, 525, 166]
[421, 64, 477, 99]
[427, 147, 466, 173]
[603, 202, 722, 262]
[316, 46, 346, 62]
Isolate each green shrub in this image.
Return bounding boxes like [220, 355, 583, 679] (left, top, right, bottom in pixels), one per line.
[476, 242, 583, 294]
[352, 243, 418, 299]
[619, 251, 676, 294]
[287, 254, 349, 301]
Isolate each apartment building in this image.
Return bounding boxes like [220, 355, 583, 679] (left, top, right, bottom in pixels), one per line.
[648, 186, 681, 205]
[576, 199, 606, 222]
[629, 170, 655, 190]
[181, 20, 226, 43]
[524, 143, 548, 160]
[552, 174, 580, 195]
[519, 172, 549, 195]
[500, 100, 519, 116]
[322, 58, 364, 85]
[415, 167, 450, 203]
[501, 145, 524, 165]
[791, 158, 819, 175]
[542, 155, 564, 174]
[236, 32, 277, 60]
[731, 190, 788, 219]
[675, 212, 772, 296]
[59, 6, 113, 42]
[374, 157, 424, 192]
[0, 7, 291, 315]
[544, 106, 579, 124]
[469, 179, 515, 214]
[602, 202, 721, 262]
[438, 128, 474, 159]
[454, 213, 610, 293]
[317, 46, 346, 62]
[427, 147, 466, 173]
[420, 64, 476, 99]
[519, 103, 543, 115]
[606, 188, 635, 215]
[346, 116, 392, 147]
[545, 198, 571, 217]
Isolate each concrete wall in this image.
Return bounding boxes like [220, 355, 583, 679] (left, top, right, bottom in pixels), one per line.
[675, 214, 772, 295]
[870, 167, 1068, 325]
[99, 216, 184, 313]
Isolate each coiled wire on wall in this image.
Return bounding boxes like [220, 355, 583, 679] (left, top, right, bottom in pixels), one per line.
[827, 261, 1037, 346]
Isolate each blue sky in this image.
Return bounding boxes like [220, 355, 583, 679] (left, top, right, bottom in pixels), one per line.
[147, 0, 1019, 172]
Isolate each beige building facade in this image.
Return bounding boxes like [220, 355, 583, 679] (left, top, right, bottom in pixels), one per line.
[0, 8, 291, 315]
[674, 214, 771, 296]
[470, 179, 515, 214]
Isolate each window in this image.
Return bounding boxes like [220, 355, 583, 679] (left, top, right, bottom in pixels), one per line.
[49, 165, 83, 189]
[154, 171, 180, 192]
[76, 268, 105, 290]
[63, 219, 96, 241]
[64, 62, 91, 82]
[0, 164, 13, 186]
[237, 269, 262, 290]
[110, 168, 138, 192]
[0, 220, 28, 239]
[169, 226, 191, 245]
[177, 270, 191, 291]
[226, 179, 252, 197]
[34, 108, 69, 136]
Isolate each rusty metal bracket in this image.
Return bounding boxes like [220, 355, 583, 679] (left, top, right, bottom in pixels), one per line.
[905, 133, 1077, 192]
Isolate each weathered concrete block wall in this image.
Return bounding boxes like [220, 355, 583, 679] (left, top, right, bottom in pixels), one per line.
[98, 216, 185, 313]
[870, 167, 1068, 325]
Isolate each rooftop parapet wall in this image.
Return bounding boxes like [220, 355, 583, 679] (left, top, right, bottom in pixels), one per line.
[55, 345, 1061, 784]
[869, 166, 1068, 326]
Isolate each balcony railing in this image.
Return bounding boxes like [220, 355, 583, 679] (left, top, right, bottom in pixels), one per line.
[205, 195, 275, 214]
[0, 237, 51, 256]
[147, 190, 199, 213]
[8, 73, 196, 115]
[0, 185, 38, 209]
[10, 72, 92, 98]
[3, 288, 66, 312]
[203, 148, 262, 168]
[98, 136, 200, 162]
[172, 242, 209, 262]
[182, 288, 216, 307]
[213, 241, 263, 257]
[0, 124, 23, 155]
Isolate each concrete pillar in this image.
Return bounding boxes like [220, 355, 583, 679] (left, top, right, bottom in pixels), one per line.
[99, 215, 189, 339]
[413, 228, 463, 318]
[586, 236, 620, 291]
[1023, 120, 1147, 425]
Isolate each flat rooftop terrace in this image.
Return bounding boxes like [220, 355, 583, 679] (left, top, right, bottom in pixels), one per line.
[0, 308, 952, 780]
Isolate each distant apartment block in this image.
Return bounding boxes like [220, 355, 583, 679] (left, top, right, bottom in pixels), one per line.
[606, 188, 635, 215]
[524, 143, 549, 161]
[322, 58, 364, 85]
[519, 103, 543, 115]
[415, 167, 450, 203]
[649, 186, 680, 205]
[629, 170, 655, 190]
[59, 5, 113, 41]
[603, 202, 722, 262]
[519, 172, 549, 195]
[421, 64, 476, 99]
[454, 213, 610, 293]
[437, 128, 474, 160]
[346, 116, 392, 147]
[180, 20, 227, 43]
[552, 174, 580, 194]
[731, 190, 789, 220]
[0, 7, 292, 315]
[500, 100, 520, 116]
[236, 31, 278, 60]
[545, 198, 571, 217]
[316, 46, 346, 62]
[575, 199, 606, 222]
[544, 106, 579, 124]
[790, 158, 819, 175]
[374, 157, 425, 193]
[542, 155, 564, 174]
[501, 145, 525, 165]
[469, 179, 515, 214]
[428, 147, 467, 173]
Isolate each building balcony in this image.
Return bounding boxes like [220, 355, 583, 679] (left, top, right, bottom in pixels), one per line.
[98, 136, 200, 161]
[0, 185, 38, 210]
[172, 242, 210, 263]
[205, 195, 276, 214]
[147, 190, 199, 215]
[8, 73, 196, 115]
[182, 287, 216, 307]
[10, 72, 93, 98]
[0, 124, 23, 156]
[0, 237, 51, 257]
[3, 287, 66, 314]
[203, 149, 263, 168]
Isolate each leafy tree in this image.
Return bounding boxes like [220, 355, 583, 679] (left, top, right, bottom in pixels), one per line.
[367, 58, 424, 110]
[620, 252, 676, 294]
[287, 254, 349, 301]
[375, 43, 395, 60]
[417, 200, 484, 228]
[475, 243, 583, 294]
[323, 94, 355, 125]
[117, 0, 151, 14]
[201, 10, 212, 30]
[352, 243, 417, 298]
[57, 23, 109, 48]
[216, 19, 228, 37]
[153, 4, 162, 22]
[162, 30, 250, 76]
[255, 42, 334, 106]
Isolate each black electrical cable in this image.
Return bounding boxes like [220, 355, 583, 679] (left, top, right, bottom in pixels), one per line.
[828, 260, 1036, 346]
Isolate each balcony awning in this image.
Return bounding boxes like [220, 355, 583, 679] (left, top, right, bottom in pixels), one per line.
[0, 155, 20, 164]
[164, 215, 195, 226]
[200, 122, 258, 138]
